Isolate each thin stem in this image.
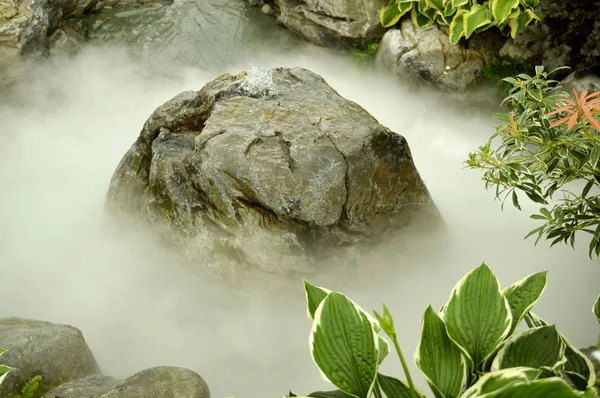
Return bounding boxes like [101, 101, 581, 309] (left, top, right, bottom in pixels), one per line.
[390, 335, 417, 398]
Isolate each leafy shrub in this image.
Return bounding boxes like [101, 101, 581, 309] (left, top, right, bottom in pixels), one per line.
[466, 66, 600, 257]
[288, 263, 599, 398]
[481, 54, 529, 94]
[379, 0, 541, 45]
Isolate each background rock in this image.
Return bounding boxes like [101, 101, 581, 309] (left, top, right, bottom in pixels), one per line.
[0, 0, 100, 83]
[560, 72, 600, 95]
[106, 66, 440, 277]
[375, 20, 484, 93]
[100, 366, 210, 398]
[271, 0, 386, 48]
[42, 374, 122, 398]
[0, 318, 100, 396]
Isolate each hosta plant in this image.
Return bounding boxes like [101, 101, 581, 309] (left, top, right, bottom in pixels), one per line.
[380, 0, 541, 45]
[287, 263, 599, 398]
[465, 66, 600, 257]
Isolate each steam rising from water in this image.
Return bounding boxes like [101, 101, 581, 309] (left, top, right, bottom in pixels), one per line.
[0, 43, 598, 398]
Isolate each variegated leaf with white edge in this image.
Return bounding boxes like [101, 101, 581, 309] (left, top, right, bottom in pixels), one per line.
[490, 0, 519, 25]
[464, 3, 492, 39]
[415, 305, 465, 398]
[442, 263, 512, 372]
[310, 292, 380, 398]
[448, 9, 469, 45]
[461, 367, 542, 398]
[494, 325, 566, 371]
[502, 271, 547, 335]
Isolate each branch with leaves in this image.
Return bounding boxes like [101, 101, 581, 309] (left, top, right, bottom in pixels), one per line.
[466, 66, 600, 258]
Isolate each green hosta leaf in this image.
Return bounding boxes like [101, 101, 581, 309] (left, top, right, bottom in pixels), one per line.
[562, 335, 596, 390]
[377, 373, 421, 398]
[411, 6, 435, 27]
[594, 294, 600, 323]
[462, 367, 542, 398]
[502, 271, 547, 334]
[490, 0, 519, 25]
[476, 377, 599, 398]
[310, 292, 380, 398]
[519, 0, 539, 8]
[448, 9, 468, 45]
[429, 0, 445, 11]
[380, 3, 412, 27]
[451, 0, 468, 8]
[443, 0, 456, 16]
[418, 0, 429, 13]
[443, 263, 512, 372]
[304, 280, 331, 320]
[506, 8, 535, 38]
[415, 306, 465, 398]
[524, 311, 548, 328]
[495, 325, 566, 370]
[464, 4, 492, 39]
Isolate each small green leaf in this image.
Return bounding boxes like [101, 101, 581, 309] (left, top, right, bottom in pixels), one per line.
[443, 263, 512, 371]
[502, 271, 547, 334]
[562, 335, 596, 390]
[462, 367, 542, 398]
[429, 0, 445, 11]
[475, 377, 599, 397]
[449, 9, 468, 45]
[380, 3, 411, 27]
[373, 303, 396, 337]
[464, 4, 492, 39]
[304, 280, 331, 320]
[490, 0, 519, 24]
[310, 292, 380, 398]
[411, 6, 435, 27]
[495, 325, 566, 370]
[415, 306, 465, 398]
[451, 0, 468, 8]
[377, 373, 420, 398]
[593, 294, 600, 323]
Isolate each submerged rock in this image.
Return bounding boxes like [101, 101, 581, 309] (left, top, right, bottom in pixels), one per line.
[42, 374, 122, 398]
[271, 0, 387, 48]
[42, 367, 209, 398]
[0, 317, 100, 396]
[100, 367, 210, 398]
[106, 66, 439, 276]
[375, 20, 484, 93]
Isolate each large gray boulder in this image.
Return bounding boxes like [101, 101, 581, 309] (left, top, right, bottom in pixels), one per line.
[0, 0, 100, 82]
[42, 374, 122, 398]
[375, 20, 484, 93]
[0, 318, 100, 396]
[100, 367, 210, 398]
[272, 0, 387, 48]
[106, 66, 439, 276]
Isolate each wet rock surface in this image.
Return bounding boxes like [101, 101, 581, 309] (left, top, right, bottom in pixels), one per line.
[106, 66, 440, 276]
[0, 318, 100, 396]
[272, 0, 387, 48]
[375, 20, 484, 93]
